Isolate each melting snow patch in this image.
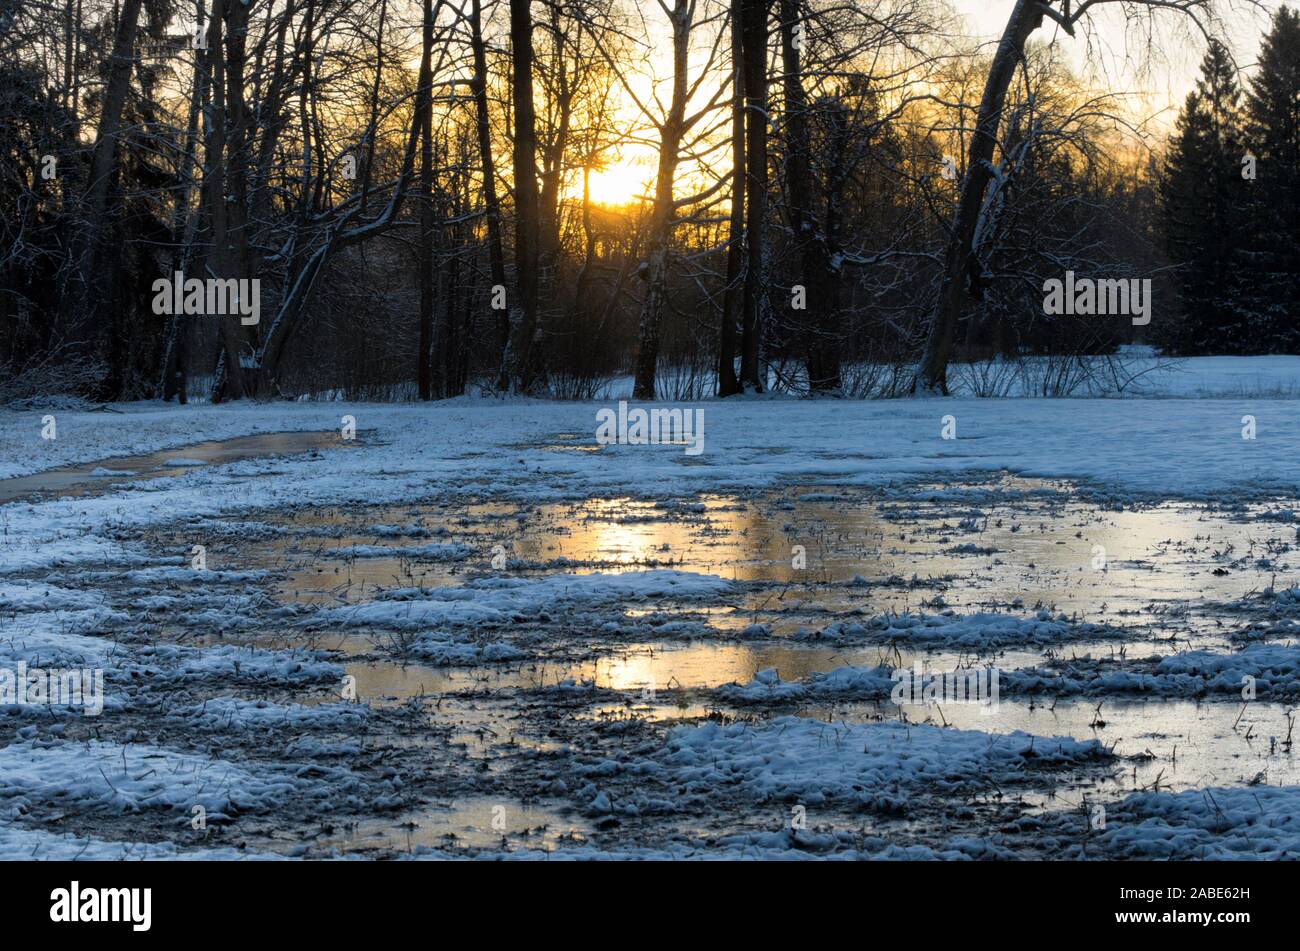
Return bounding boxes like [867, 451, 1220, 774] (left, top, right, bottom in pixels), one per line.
[578, 717, 1111, 811]
[0, 581, 107, 612]
[124, 644, 344, 686]
[322, 570, 733, 630]
[1005, 644, 1300, 699]
[716, 665, 898, 704]
[0, 740, 316, 819]
[0, 611, 122, 666]
[394, 633, 526, 666]
[795, 609, 1125, 649]
[167, 697, 368, 732]
[67, 566, 271, 585]
[1085, 785, 1300, 859]
[0, 824, 284, 860]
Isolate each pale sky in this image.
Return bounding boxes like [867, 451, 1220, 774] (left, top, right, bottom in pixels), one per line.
[950, 0, 1284, 131]
[578, 0, 1285, 202]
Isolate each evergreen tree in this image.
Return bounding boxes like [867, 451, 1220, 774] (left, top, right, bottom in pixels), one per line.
[1244, 6, 1300, 352]
[1160, 40, 1254, 354]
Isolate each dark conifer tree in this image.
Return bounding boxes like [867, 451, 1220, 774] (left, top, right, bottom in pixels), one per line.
[1243, 5, 1300, 352]
[1160, 40, 1253, 354]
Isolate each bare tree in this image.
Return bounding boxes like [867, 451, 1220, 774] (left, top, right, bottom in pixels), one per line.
[717, 0, 744, 396]
[71, 0, 144, 387]
[418, 0, 436, 400]
[629, 0, 729, 398]
[913, 0, 1223, 393]
[507, 0, 545, 391]
[779, 0, 841, 393]
[468, 0, 512, 389]
[738, 0, 768, 392]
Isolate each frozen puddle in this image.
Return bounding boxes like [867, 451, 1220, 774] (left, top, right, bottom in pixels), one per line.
[0, 430, 365, 503]
[5, 457, 1299, 857]
[304, 797, 589, 856]
[198, 487, 1294, 628]
[202, 485, 1298, 630]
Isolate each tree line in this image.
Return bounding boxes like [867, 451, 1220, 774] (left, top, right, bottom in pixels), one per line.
[1159, 7, 1300, 357]
[0, 0, 1285, 404]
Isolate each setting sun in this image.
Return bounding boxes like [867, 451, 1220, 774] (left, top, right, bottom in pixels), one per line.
[577, 154, 655, 207]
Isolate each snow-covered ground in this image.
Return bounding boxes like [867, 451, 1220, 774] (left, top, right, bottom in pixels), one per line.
[1113, 354, 1300, 398]
[3, 391, 1298, 495]
[596, 352, 1300, 400]
[2, 365, 1299, 860]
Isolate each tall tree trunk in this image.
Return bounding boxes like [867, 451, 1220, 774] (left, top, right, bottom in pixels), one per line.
[77, 0, 143, 258]
[631, 0, 691, 400]
[204, 0, 246, 403]
[73, 0, 143, 392]
[61, 0, 75, 114]
[437, 154, 460, 397]
[822, 96, 850, 373]
[537, 1, 571, 279]
[58, 0, 81, 213]
[452, 146, 475, 395]
[213, 0, 257, 401]
[717, 0, 744, 397]
[912, 0, 1041, 394]
[470, 0, 510, 390]
[508, 0, 543, 391]
[573, 164, 597, 323]
[738, 0, 768, 392]
[417, 0, 435, 400]
[250, 0, 296, 238]
[780, 0, 839, 394]
[160, 0, 208, 402]
[69, 0, 83, 132]
[360, 0, 387, 214]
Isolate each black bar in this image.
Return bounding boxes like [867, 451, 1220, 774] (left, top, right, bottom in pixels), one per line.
[2, 860, 1276, 937]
